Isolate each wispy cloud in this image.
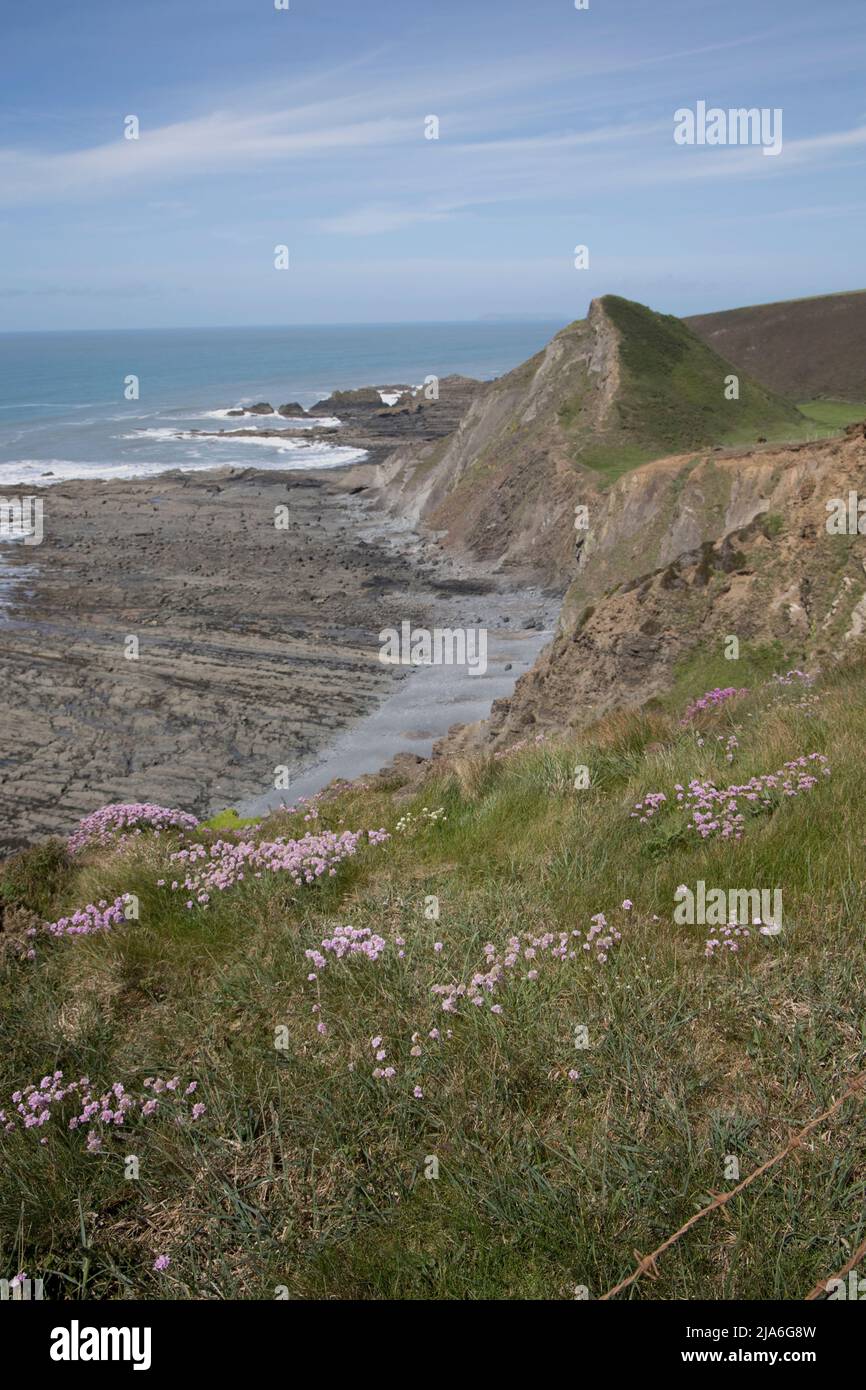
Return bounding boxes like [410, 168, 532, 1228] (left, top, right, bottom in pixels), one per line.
[316, 203, 455, 236]
[0, 110, 416, 206]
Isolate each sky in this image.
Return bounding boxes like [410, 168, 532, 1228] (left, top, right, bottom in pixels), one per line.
[1, 0, 865, 330]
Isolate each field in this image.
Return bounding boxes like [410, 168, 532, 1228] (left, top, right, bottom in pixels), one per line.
[1, 649, 864, 1300]
[796, 399, 866, 431]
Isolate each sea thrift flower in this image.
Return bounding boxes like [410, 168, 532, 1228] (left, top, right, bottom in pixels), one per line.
[632, 755, 829, 843]
[680, 687, 747, 724]
[168, 829, 388, 908]
[68, 803, 199, 854]
[43, 895, 133, 940]
[153, 1255, 170, 1272]
[772, 669, 814, 687]
[3, 1071, 202, 1147]
[430, 904, 628, 1018]
[493, 733, 547, 760]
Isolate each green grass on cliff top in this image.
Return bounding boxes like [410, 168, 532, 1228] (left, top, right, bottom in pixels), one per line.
[1, 646, 865, 1300]
[568, 296, 859, 485]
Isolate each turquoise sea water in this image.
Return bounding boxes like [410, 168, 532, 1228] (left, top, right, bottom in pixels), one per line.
[0, 321, 564, 485]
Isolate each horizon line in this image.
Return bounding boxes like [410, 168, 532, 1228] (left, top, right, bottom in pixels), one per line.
[0, 316, 573, 338]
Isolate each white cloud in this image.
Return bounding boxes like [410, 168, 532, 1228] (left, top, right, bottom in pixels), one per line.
[316, 203, 455, 236]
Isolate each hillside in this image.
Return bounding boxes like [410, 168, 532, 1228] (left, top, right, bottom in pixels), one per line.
[4, 295, 866, 1304]
[1, 654, 864, 1299]
[479, 424, 866, 749]
[687, 290, 866, 403]
[377, 296, 817, 585]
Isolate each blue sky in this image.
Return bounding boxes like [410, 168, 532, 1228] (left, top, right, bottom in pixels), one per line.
[1, 0, 865, 329]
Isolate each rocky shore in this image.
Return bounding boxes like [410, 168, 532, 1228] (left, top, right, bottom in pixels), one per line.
[0, 454, 553, 851]
[191, 375, 483, 466]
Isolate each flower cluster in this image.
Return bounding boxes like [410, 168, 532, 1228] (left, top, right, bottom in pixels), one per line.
[16, 894, 136, 962]
[769, 670, 821, 717]
[370, 1035, 396, 1081]
[694, 732, 739, 762]
[680, 687, 748, 725]
[43, 895, 132, 939]
[632, 754, 830, 841]
[68, 803, 199, 854]
[394, 806, 447, 835]
[0, 1072, 204, 1149]
[164, 827, 389, 907]
[703, 915, 780, 959]
[305, 924, 387, 977]
[772, 669, 814, 687]
[493, 733, 547, 760]
[431, 905, 630, 1016]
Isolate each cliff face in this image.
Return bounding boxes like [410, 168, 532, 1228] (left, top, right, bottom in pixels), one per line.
[362, 295, 866, 755]
[372, 303, 618, 586]
[375, 295, 806, 588]
[483, 426, 866, 744]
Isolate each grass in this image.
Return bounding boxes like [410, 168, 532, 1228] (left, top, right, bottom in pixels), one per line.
[797, 399, 866, 430]
[201, 808, 261, 832]
[562, 298, 861, 486]
[1, 656, 865, 1300]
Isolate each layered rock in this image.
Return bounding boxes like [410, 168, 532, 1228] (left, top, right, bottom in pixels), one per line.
[483, 427, 866, 745]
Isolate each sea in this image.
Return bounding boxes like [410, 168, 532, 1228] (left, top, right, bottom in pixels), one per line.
[0, 321, 565, 487]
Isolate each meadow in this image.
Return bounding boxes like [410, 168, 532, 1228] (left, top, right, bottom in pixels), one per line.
[1, 647, 864, 1300]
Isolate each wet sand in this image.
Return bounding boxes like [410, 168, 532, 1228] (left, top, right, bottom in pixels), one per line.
[238, 600, 556, 818]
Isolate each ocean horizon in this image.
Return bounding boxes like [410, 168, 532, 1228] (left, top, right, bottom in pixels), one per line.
[0, 321, 566, 486]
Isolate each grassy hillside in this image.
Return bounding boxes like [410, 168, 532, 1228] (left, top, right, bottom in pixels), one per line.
[570, 296, 811, 484]
[1, 648, 865, 1300]
[797, 399, 866, 430]
[686, 289, 866, 403]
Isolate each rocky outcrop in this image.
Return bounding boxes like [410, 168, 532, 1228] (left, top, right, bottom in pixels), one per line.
[372, 305, 617, 585]
[374, 296, 802, 589]
[309, 387, 396, 414]
[481, 429, 866, 745]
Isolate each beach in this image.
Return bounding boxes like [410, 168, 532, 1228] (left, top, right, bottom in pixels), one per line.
[0, 326, 569, 854]
[0, 459, 555, 851]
